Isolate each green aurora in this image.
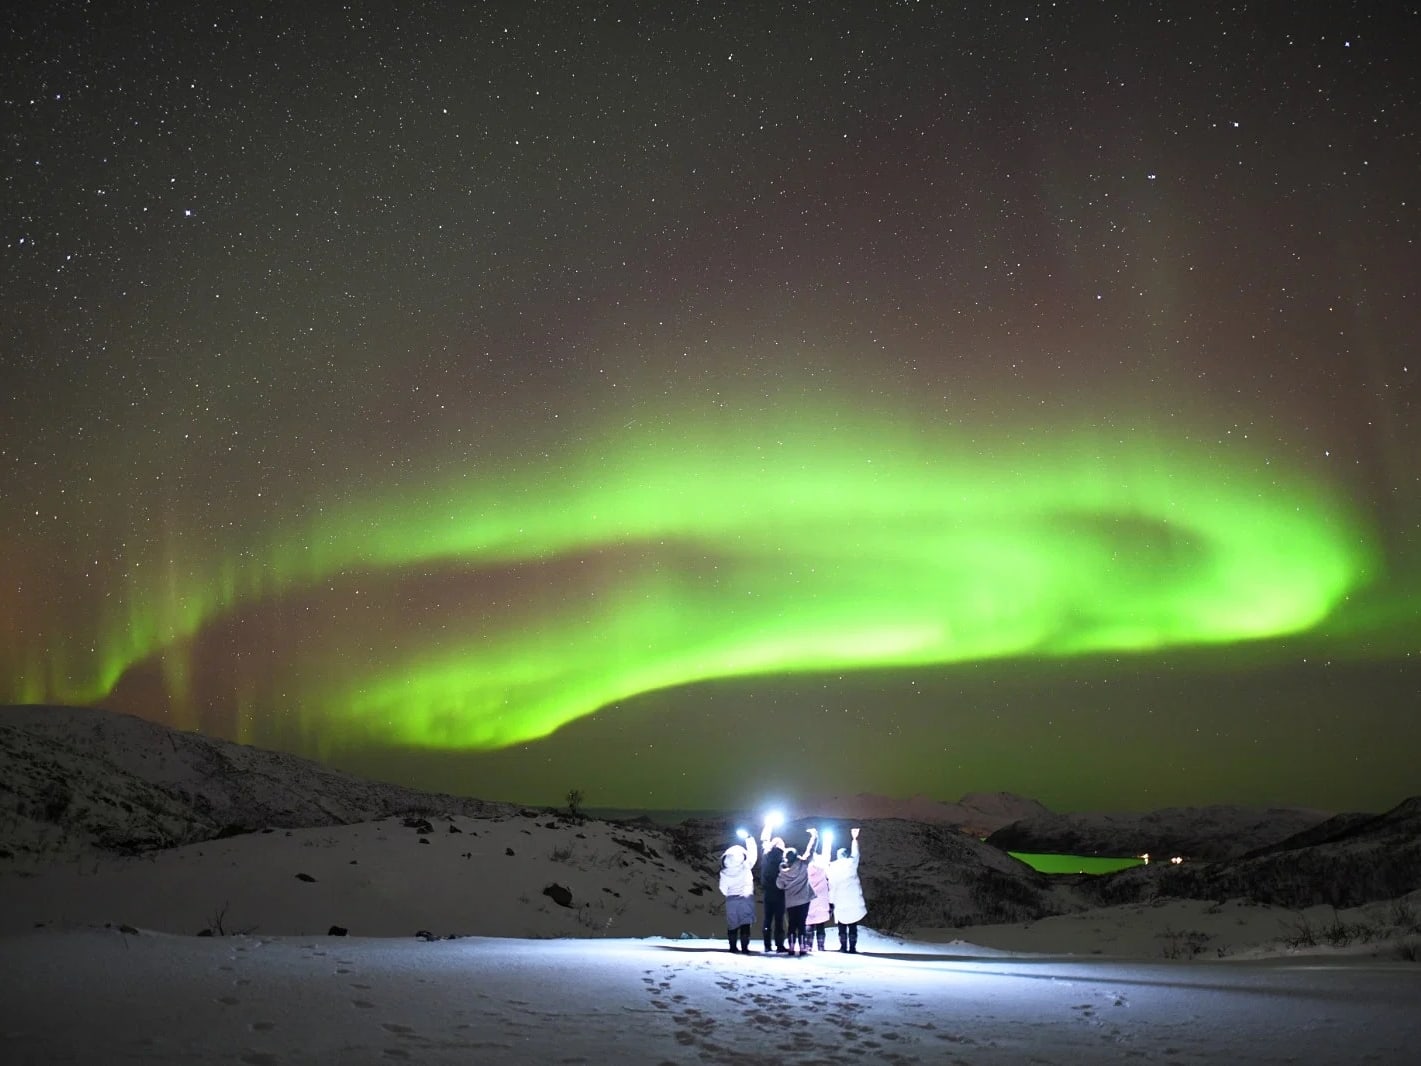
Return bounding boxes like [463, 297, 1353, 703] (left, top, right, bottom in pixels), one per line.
[2, 397, 1389, 753]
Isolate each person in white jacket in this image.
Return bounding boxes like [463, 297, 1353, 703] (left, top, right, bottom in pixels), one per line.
[827, 826, 866, 953]
[719, 829, 758, 953]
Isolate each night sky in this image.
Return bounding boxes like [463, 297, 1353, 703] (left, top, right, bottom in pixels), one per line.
[4, 2, 1418, 814]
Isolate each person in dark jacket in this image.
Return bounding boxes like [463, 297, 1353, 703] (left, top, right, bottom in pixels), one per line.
[759, 817, 787, 953]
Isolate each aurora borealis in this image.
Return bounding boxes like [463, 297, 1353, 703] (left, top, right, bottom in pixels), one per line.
[3, 3, 1418, 812]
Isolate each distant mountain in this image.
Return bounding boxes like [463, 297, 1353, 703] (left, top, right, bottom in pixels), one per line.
[1243, 807, 1393, 856]
[955, 792, 1055, 835]
[796, 791, 1050, 836]
[986, 804, 1334, 862]
[1085, 796, 1421, 910]
[0, 705, 514, 869]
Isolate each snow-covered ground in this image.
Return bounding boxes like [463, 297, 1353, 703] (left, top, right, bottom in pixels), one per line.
[2, 925, 1418, 1065]
[3, 817, 1418, 1064]
[2, 707, 1418, 1063]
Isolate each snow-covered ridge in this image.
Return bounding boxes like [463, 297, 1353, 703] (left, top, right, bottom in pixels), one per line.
[0, 704, 515, 868]
[986, 803, 1336, 861]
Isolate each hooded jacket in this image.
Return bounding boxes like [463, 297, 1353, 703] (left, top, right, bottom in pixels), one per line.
[720, 836, 758, 899]
[827, 840, 867, 925]
[760, 841, 786, 898]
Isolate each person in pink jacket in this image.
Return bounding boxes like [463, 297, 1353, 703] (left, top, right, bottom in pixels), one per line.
[805, 828, 833, 952]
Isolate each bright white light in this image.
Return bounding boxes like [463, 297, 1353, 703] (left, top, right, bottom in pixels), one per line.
[735, 828, 748, 840]
[764, 810, 783, 830]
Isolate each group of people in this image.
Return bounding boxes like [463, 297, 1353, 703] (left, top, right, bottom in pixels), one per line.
[718, 815, 867, 956]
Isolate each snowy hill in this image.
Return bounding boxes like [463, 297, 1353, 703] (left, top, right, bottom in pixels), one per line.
[0, 706, 1075, 933]
[1084, 795, 1421, 910]
[0, 704, 515, 869]
[0, 722, 223, 861]
[1246, 801, 1414, 856]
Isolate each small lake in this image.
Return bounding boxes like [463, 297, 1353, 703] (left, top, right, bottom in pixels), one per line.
[1009, 852, 1145, 875]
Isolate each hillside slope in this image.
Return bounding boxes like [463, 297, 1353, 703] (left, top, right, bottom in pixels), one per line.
[1083, 796, 1421, 909]
[0, 705, 513, 869]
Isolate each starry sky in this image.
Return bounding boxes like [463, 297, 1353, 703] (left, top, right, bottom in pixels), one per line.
[3, 2, 1418, 815]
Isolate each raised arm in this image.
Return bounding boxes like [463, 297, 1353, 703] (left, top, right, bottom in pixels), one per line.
[735, 826, 759, 867]
[761, 811, 782, 844]
[851, 826, 860, 859]
[802, 827, 818, 861]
